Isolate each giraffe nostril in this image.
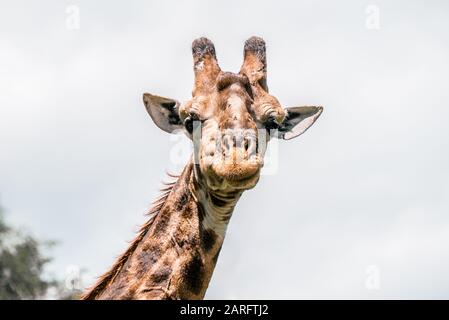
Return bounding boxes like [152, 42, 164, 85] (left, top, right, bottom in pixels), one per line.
[243, 137, 250, 151]
[223, 135, 233, 152]
[245, 136, 257, 157]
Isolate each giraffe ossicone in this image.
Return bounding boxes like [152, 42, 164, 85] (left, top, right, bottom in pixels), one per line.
[82, 36, 323, 300]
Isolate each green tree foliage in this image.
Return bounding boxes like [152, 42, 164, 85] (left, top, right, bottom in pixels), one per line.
[0, 207, 56, 299]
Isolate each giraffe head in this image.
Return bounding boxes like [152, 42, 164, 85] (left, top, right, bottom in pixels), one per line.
[143, 37, 323, 192]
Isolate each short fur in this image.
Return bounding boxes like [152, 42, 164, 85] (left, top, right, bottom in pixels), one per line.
[82, 36, 323, 300]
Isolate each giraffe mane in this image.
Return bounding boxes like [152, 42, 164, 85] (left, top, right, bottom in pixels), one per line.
[80, 173, 179, 300]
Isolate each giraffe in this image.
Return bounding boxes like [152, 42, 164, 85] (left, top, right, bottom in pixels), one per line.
[81, 36, 323, 300]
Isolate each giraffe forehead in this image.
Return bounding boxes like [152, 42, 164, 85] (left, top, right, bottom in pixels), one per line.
[189, 95, 250, 121]
[216, 72, 251, 92]
[215, 85, 253, 117]
[189, 72, 253, 116]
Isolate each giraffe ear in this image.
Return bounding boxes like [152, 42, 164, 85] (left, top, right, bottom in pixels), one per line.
[143, 93, 183, 133]
[275, 106, 323, 140]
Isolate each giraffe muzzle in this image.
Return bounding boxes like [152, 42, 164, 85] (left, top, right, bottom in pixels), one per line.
[203, 130, 263, 183]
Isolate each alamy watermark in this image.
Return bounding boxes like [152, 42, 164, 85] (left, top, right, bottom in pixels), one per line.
[167, 122, 280, 175]
[365, 265, 381, 290]
[365, 5, 380, 30]
[65, 5, 80, 30]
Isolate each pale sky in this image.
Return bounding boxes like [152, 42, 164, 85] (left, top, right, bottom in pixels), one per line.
[1, 0, 449, 299]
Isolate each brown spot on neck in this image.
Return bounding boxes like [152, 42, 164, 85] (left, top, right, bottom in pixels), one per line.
[181, 253, 205, 295]
[201, 228, 218, 252]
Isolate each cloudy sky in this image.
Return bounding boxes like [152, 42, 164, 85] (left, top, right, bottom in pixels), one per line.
[1, 0, 449, 299]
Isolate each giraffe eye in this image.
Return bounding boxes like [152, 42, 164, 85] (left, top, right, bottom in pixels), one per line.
[184, 113, 200, 134]
[263, 116, 280, 131]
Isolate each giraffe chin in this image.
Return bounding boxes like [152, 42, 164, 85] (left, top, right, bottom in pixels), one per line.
[205, 168, 261, 191]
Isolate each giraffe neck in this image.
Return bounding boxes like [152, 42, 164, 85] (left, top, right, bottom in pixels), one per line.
[192, 163, 243, 238]
[83, 159, 242, 300]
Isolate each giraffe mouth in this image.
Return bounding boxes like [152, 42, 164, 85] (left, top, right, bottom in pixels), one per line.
[211, 160, 261, 182]
[201, 148, 263, 190]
